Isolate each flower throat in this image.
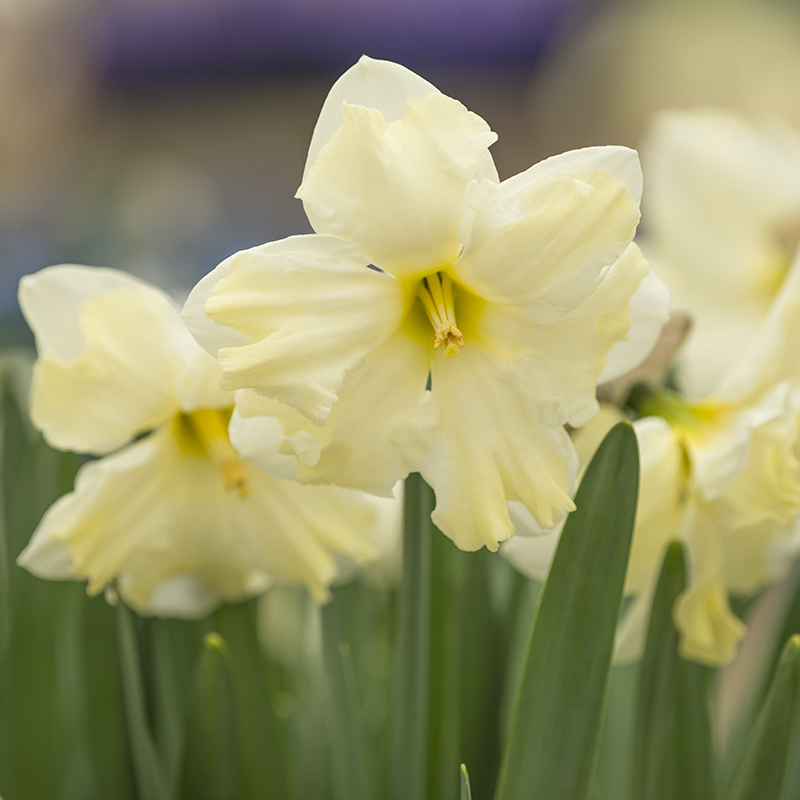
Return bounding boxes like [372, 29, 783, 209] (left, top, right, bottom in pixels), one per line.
[417, 272, 464, 357]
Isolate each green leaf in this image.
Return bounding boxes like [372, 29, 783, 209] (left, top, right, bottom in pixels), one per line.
[633, 541, 714, 800]
[117, 602, 171, 800]
[178, 632, 240, 800]
[460, 764, 473, 800]
[724, 635, 800, 800]
[322, 593, 371, 800]
[389, 472, 433, 800]
[495, 421, 640, 800]
[212, 601, 290, 800]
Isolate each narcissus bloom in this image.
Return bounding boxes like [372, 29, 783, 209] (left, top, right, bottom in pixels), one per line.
[506, 251, 800, 665]
[17, 266, 379, 616]
[641, 109, 800, 395]
[184, 56, 669, 552]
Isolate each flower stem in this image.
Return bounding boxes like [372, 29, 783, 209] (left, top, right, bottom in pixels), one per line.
[389, 472, 433, 800]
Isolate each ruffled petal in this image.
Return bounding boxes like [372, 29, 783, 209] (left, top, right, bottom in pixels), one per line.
[197, 234, 406, 425]
[303, 55, 439, 179]
[674, 577, 746, 666]
[232, 327, 430, 495]
[499, 145, 643, 206]
[453, 168, 641, 322]
[18, 424, 380, 614]
[20, 266, 187, 455]
[397, 345, 576, 552]
[298, 92, 497, 280]
[471, 243, 657, 427]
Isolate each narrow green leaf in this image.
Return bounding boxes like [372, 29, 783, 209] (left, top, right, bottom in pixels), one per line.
[178, 632, 240, 800]
[724, 635, 800, 800]
[460, 764, 473, 800]
[117, 602, 171, 800]
[495, 421, 639, 800]
[212, 601, 290, 800]
[322, 594, 371, 800]
[633, 541, 714, 800]
[389, 472, 433, 800]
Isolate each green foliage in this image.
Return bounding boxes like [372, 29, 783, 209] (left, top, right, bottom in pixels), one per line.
[633, 542, 715, 800]
[495, 421, 640, 800]
[723, 635, 800, 800]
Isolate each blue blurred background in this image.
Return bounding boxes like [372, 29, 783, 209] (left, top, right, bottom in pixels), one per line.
[2, 0, 800, 340]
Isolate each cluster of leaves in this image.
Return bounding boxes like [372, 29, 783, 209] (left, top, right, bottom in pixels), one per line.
[2, 367, 800, 799]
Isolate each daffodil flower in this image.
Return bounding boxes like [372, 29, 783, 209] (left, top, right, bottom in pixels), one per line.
[184, 56, 669, 552]
[17, 265, 380, 616]
[506, 251, 800, 664]
[641, 109, 800, 396]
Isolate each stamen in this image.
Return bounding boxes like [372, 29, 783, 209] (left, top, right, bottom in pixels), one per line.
[184, 408, 249, 496]
[418, 273, 464, 358]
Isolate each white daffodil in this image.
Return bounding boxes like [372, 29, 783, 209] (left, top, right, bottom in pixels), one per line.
[17, 265, 381, 616]
[183, 56, 669, 553]
[640, 109, 800, 396]
[506, 252, 800, 665]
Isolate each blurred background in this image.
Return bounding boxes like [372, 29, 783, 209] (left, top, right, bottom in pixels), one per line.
[3, 0, 800, 343]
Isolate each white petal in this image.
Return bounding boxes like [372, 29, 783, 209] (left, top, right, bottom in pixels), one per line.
[472, 243, 654, 427]
[454, 168, 640, 322]
[232, 327, 430, 496]
[599, 267, 671, 384]
[303, 56, 440, 180]
[181, 253, 252, 358]
[499, 145, 643, 207]
[174, 343, 232, 413]
[18, 265, 148, 361]
[397, 345, 577, 552]
[674, 577, 746, 666]
[199, 235, 405, 425]
[298, 92, 497, 280]
[21, 268, 187, 455]
[18, 424, 381, 614]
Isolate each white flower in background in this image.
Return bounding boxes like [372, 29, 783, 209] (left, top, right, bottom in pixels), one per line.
[183, 56, 669, 553]
[17, 265, 381, 616]
[505, 252, 800, 666]
[640, 109, 800, 396]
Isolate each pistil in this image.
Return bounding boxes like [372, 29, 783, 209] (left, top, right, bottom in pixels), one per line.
[184, 408, 249, 496]
[418, 272, 464, 357]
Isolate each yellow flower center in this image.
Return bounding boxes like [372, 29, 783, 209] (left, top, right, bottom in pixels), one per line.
[417, 272, 464, 357]
[172, 407, 249, 497]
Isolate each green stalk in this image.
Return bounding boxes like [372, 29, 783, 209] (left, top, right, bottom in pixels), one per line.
[389, 472, 433, 800]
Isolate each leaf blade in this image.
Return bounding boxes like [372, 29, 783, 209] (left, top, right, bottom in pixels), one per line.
[495, 421, 640, 800]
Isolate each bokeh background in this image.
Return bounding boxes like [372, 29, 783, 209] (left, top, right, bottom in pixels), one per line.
[3, 0, 800, 343]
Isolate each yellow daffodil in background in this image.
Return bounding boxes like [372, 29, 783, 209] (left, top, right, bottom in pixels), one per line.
[183, 56, 669, 553]
[640, 109, 800, 396]
[17, 265, 381, 615]
[506, 251, 800, 665]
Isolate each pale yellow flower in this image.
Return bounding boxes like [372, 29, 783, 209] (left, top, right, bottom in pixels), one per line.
[640, 109, 800, 396]
[505, 253, 800, 665]
[184, 56, 669, 553]
[17, 265, 380, 616]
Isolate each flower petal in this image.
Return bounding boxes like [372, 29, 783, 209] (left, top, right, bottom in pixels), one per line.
[298, 92, 497, 280]
[472, 243, 657, 427]
[231, 327, 430, 495]
[303, 55, 439, 179]
[20, 267, 187, 455]
[499, 145, 643, 206]
[454, 168, 641, 322]
[198, 234, 406, 425]
[397, 345, 577, 552]
[18, 424, 380, 614]
[674, 577, 746, 666]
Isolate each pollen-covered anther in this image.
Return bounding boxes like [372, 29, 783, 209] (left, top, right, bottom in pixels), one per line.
[419, 271, 463, 357]
[434, 321, 464, 358]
